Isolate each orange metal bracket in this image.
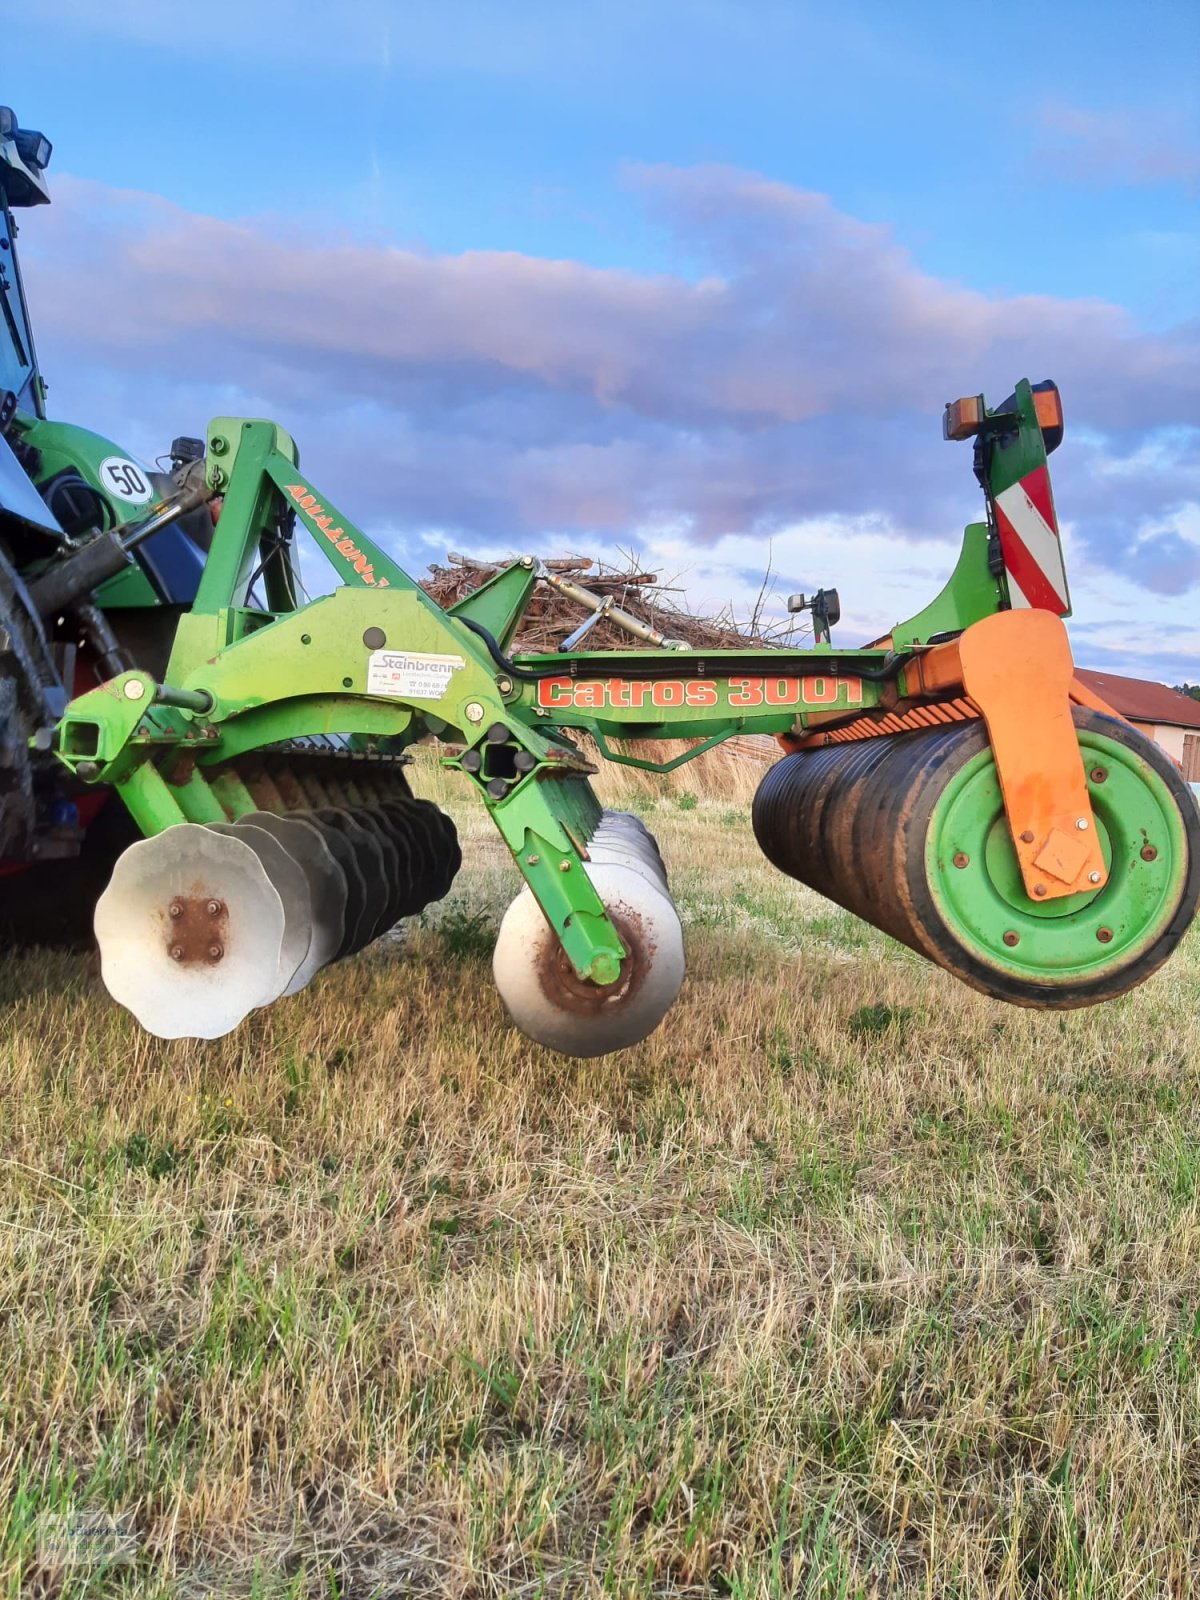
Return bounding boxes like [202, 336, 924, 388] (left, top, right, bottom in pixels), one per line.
[776, 610, 1111, 902]
[955, 610, 1106, 901]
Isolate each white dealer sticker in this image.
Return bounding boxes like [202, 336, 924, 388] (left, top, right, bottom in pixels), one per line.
[367, 650, 465, 700]
[97, 456, 155, 505]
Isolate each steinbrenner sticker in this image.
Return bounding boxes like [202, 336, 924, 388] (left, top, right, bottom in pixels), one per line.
[367, 650, 465, 700]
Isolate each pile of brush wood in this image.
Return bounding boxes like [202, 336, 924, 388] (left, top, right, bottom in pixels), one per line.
[420, 553, 800, 655]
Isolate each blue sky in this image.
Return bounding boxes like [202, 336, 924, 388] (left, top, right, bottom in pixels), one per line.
[7, 0, 1199, 677]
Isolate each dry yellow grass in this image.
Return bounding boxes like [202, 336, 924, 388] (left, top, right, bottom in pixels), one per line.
[1, 763, 1199, 1597]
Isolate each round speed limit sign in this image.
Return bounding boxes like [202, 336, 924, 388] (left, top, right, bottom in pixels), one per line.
[98, 456, 155, 505]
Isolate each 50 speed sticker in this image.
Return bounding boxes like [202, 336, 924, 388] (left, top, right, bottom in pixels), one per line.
[98, 456, 154, 505]
[367, 650, 465, 700]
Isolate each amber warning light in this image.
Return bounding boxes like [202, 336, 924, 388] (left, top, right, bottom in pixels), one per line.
[943, 393, 985, 442]
[943, 381, 1064, 453]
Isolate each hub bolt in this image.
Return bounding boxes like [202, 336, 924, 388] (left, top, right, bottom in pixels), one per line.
[169, 901, 184, 919]
[1090, 767, 1107, 783]
[1097, 927, 1114, 943]
[952, 852, 970, 869]
[206, 900, 223, 917]
[169, 945, 185, 961]
[1141, 845, 1157, 862]
[1003, 930, 1020, 947]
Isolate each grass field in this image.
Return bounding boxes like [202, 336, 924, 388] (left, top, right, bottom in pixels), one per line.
[2, 763, 1199, 1598]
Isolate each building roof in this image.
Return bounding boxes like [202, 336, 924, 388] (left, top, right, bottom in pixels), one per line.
[1076, 669, 1200, 729]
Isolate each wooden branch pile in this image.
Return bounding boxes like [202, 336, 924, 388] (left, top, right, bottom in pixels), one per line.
[420, 553, 802, 654]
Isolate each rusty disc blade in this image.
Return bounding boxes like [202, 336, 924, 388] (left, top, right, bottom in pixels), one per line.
[493, 861, 684, 1057]
[93, 824, 287, 1039]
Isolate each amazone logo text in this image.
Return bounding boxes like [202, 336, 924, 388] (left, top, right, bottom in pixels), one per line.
[285, 485, 390, 587]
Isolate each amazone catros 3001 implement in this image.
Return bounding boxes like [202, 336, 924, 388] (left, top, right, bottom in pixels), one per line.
[2, 106, 1198, 1053]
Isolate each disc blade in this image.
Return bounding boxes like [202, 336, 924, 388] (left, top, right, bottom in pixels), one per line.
[312, 808, 388, 951]
[94, 824, 287, 1039]
[209, 822, 312, 999]
[240, 811, 348, 992]
[493, 862, 685, 1057]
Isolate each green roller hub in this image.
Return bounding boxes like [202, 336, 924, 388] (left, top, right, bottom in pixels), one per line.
[929, 716, 1196, 998]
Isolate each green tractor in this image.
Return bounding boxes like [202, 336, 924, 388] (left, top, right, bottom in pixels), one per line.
[0, 105, 224, 941]
[3, 103, 1198, 1053]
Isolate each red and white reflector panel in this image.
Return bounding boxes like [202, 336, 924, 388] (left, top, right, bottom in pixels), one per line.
[994, 463, 1070, 615]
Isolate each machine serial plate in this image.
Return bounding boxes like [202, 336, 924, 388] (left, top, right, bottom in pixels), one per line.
[367, 650, 465, 700]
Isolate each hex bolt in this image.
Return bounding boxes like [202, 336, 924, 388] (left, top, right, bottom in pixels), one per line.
[169, 901, 184, 919]
[1034, 884, 1047, 897]
[208, 943, 224, 960]
[1075, 818, 1089, 831]
[206, 900, 223, 917]
[1097, 927, 1114, 943]
[526, 854, 540, 866]
[952, 852, 970, 869]
[559, 860, 572, 872]
[521, 555, 535, 568]
[1019, 830, 1035, 844]
[1088, 871, 1103, 884]
[169, 945, 185, 962]
[1002, 930, 1020, 947]
[496, 676, 514, 695]
[1141, 845, 1158, 862]
[464, 702, 485, 724]
[1090, 767, 1107, 783]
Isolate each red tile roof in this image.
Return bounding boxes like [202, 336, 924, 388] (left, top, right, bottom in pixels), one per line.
[1076, 669, 1200, 728]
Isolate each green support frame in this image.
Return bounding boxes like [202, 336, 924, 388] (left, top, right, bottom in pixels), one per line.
[51, 385, 1060, 991]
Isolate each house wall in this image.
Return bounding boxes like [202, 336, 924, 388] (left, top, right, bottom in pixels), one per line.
[1130, 720, 1187, 764]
